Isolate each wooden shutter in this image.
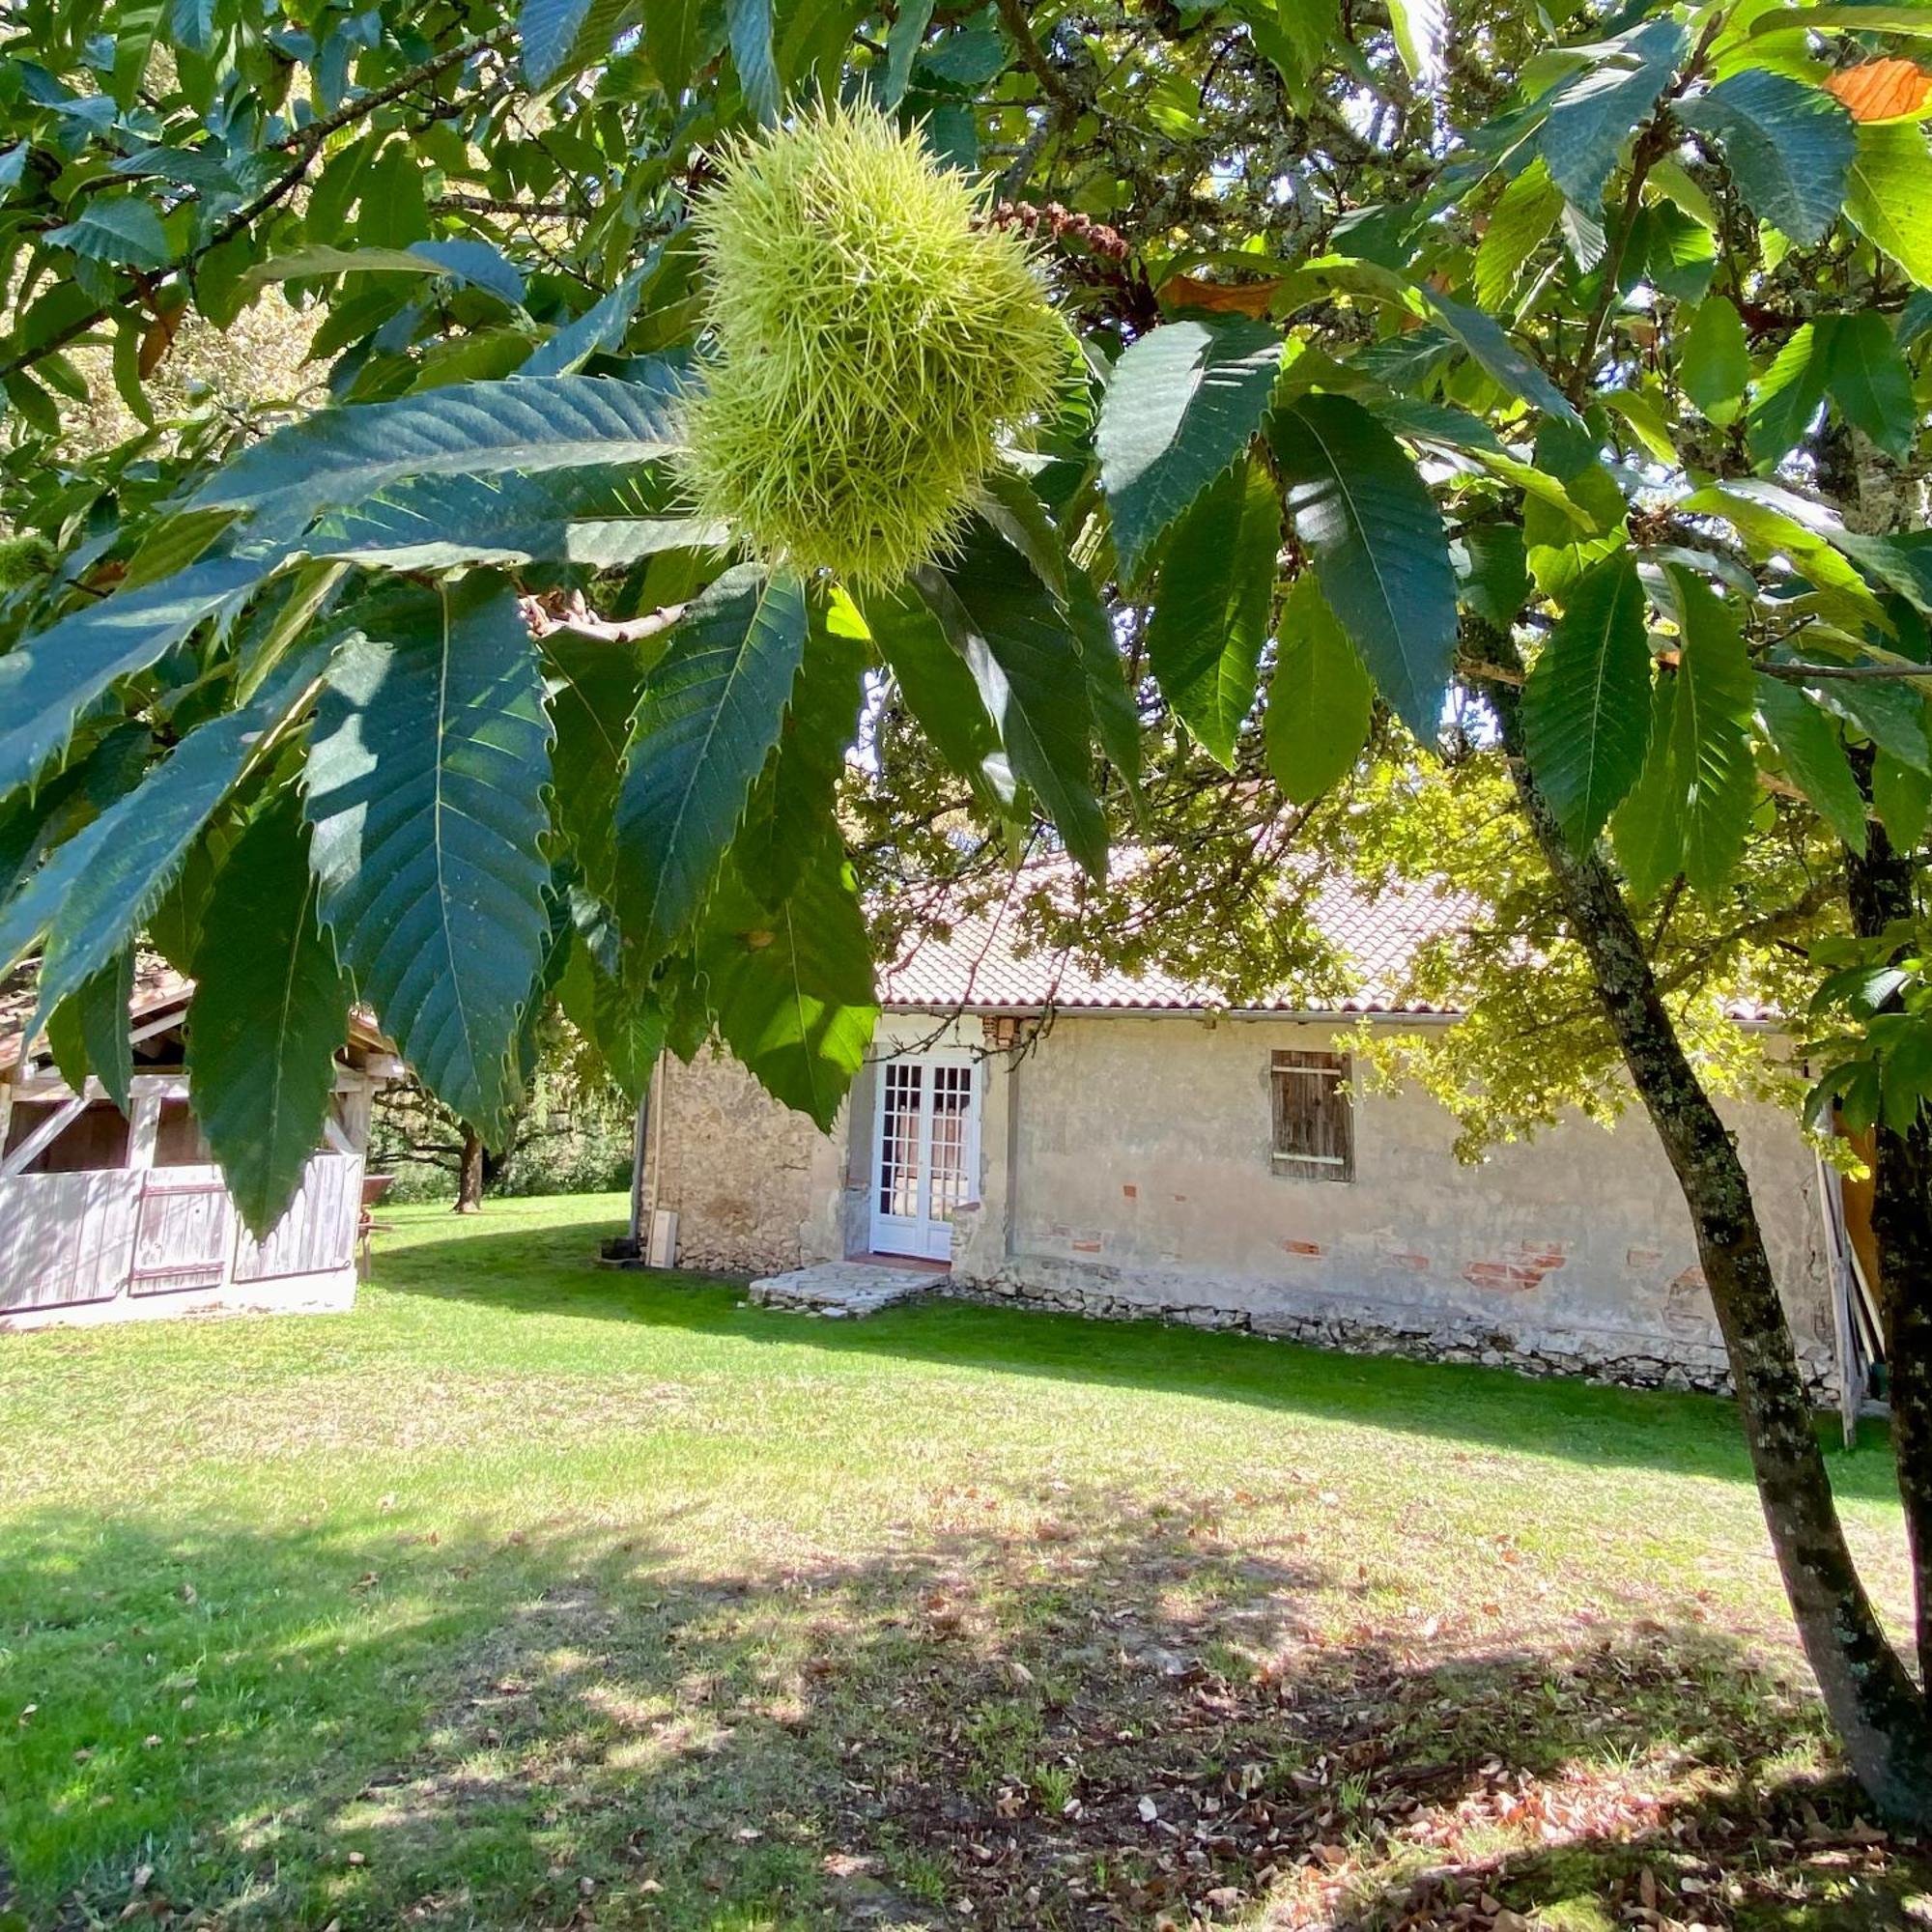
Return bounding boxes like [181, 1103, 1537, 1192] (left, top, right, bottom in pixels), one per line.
[1270, 1050, 1353, 1181]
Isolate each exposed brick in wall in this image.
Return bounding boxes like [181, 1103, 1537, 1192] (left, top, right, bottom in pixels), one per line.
[648, 1011, 1846, 1406]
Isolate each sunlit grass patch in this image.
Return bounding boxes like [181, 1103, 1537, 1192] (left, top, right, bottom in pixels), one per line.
[0, 1194, 1923, 1928]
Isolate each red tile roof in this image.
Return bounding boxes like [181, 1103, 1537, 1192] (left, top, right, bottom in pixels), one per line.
[880, 872, 1476, 1016]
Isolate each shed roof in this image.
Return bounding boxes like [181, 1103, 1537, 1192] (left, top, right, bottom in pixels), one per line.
[1, 957, 388, 1077]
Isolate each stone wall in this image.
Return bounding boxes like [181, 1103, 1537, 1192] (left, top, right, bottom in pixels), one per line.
[949, 1014, 1839, 1401]
[944, 1260, 1831, 1398]
[641, 1044, 828, 1275]
[643, 1010, 1844, 1401]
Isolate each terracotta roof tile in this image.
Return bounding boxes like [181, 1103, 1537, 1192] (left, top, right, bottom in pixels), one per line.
[880, 872, 1475, 1016]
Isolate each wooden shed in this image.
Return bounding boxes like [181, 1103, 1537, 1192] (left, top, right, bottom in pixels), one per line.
[0, 961, 399, 1330]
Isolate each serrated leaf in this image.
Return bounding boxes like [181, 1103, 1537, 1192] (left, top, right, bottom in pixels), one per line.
[305, 574, 553, 1135]
[1560, 196, 1609, 270]
[190, 375, 683, 539]
[725, 0, 781, 122]
[1652, 156, 1720, 229]
[1474, 158, 1563, 309]
[1144, 457, 1280, 766]
[1268, 391, 1457, 741]
[643, 0, 709, 97]
[523, 264, 650, 377]
[735, 599, 868, 906]
[911, 526, 1109, 872]
[1752, 6, 1932, 36]
[1456, 524, 1530, 631]
[1747, 322, 1830, 466]
[1602, 386, 1678, 464]
[543, 625, 650, 898]
[573, 948, 668, 1105]
[1264, 573, 1375, 805]
[1387, 0, 1445, 86]
[1755, 673, 1868, 852]
[1428, 292, 1582, 425]
[10, 642, 333, 1023]
[862, 585, 1013, 807]
[1611, 675, 1682, 900]
[1066, 566, 1145, 801]
[1521, 551, 1653, 848]
[523, 0, 639, 86]
[1810, 666, 1931, 770]
[186, 789, 353, 1236]
[45, 194, 170, 270]
[241, 242, 526, 307]
[110, 0, 166, 107]
[1845, 122, 1932, 284]
[1274, 0, 1341, 88]
[1821, 309, 1918, 458]
[1636, 200, 1718, 301]
[1679, 70, 1855, 246]
[0, 552, 278, 804]
[44, 949, 133, 1115]
[612, 565, 810, 971]
[978, 466, 1068, 603]
[1873, 748, 1932, 847]
[1681, 480, 1893, 635]
[0, 724, 150, 907]
[697, 847, 878, 1130]
[1096, 316, 1284, 581]
[878, 0, 936, 106]
[1680, 294, 1750, 424]
[1538, 18, 1688, 210]
[1523, 419, 1627, 596]
[306, 463, 709, 572]
[1828, 57, 1932, 124]
[1668, 566, 1757, 895]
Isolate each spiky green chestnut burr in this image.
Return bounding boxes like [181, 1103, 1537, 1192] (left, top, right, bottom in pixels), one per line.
[678, 99, 1068, 591]
[0, 533, 54, 589]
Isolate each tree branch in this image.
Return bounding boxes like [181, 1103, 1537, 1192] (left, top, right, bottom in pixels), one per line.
[0, 28, 511, 387]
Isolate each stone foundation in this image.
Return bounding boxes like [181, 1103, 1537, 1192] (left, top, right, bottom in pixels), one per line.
[749, 1261, 941, 1317]
[944, 1255, 1838, 1402]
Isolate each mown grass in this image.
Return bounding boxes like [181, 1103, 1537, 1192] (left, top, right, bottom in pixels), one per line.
[0, 1194, 1925, 1930]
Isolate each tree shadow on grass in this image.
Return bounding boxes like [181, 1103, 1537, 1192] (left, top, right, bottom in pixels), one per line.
[370, 1212, 1904, 1507]
[3, 1476, 1925, 1931]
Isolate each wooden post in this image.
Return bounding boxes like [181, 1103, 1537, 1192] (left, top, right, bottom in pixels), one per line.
[128, 1091, 161, 1170]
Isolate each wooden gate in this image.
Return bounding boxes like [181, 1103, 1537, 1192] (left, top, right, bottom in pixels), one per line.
[233, 1153, 360, 1282]
[0, 1172, 141, 1312]
[128, 1169, 232, 1296]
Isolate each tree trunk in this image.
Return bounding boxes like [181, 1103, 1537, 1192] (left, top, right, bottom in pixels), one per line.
[1486, 664, 1932, 1822]
[1845, 811, 1932, 1686]
[455, 1125, 486, 1213]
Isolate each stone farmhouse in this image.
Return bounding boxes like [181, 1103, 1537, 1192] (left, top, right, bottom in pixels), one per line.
[638, 877, 1868, 1409]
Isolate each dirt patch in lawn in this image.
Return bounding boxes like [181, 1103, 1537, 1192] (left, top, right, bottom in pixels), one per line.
[269, 1485, 1931, 1930]
[22, 1480, 1930, 1930]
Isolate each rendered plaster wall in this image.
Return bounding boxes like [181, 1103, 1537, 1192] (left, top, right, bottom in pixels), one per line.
[952, 1014, 1838, 1398]
[644, 1012, 1839, 1398]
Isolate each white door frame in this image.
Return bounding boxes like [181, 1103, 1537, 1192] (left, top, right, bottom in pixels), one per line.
[869, 1049, 980, 1261]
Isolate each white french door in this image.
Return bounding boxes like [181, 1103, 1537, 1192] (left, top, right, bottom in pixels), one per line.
[870, 1053, 979, 1261]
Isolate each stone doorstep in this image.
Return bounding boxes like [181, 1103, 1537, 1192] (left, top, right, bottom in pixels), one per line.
[746, 1261, 946, 1318]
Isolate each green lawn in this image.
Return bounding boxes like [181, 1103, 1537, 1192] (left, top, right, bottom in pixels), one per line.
[1, 1195, 1926, 1930]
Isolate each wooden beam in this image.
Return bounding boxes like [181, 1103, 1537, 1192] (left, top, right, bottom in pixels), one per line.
[8, 1071, 189, 1102]
[0, 1094, 89, 1177]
